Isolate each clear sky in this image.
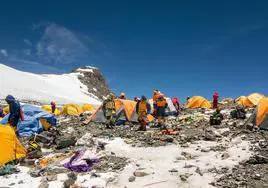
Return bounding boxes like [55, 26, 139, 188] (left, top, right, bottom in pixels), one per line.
[0, 0, 267, 101]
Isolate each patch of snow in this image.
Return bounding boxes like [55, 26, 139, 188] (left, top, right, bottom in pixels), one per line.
[0, 64, 101, 105]
[75, 68, 94, 73]
[104, 138, 252, 188]
[93, 87, 97, 92]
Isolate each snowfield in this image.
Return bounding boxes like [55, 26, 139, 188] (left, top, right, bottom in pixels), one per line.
[0, 64, 101, 105]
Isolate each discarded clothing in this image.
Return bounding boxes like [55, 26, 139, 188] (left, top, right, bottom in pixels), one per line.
[64, 150, 99, 172]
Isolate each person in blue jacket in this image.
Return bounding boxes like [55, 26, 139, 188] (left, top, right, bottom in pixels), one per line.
[5, 95, 23, 127]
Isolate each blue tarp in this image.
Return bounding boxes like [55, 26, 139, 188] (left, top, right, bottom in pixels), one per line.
[0, 104, 57, 137]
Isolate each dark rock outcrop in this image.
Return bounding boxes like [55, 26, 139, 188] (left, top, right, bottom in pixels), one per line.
[73, 66, 110, 100]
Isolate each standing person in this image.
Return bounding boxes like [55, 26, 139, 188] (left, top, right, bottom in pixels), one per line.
[51, 101, 56, 114]
[156, 94, 168, 126]
[136, 96, 151, 131]
[172, 97, 180, 115]
[5, 95, 24, 128]
[134, 97, 140, 102]
[102, 93, 116, 128]
[152, 89, 160, 116]
[118, 92, 126, 100]
[213, 92, 219, 109]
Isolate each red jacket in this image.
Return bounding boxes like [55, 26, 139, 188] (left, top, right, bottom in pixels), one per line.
[213, 92, 219, 101]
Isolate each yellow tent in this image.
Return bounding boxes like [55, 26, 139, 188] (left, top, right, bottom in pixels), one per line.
[81, 104, 94, 112]
[236, 93, 265, 107]
[0, 125, 27, 165]
[61, 104, 83, 116]
[247, 93, 265, 106]
[256, 97, 268, 128]
[41, 105, 61, 116]
[186, 96, 211, 109]
[3, 105, 9, 114]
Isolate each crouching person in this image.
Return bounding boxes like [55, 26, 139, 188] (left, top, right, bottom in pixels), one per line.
[231, 105, 246, 119]
[103, 93, 116, 128]
[210, 108, 223, 125]
[136, 96, 151, 131]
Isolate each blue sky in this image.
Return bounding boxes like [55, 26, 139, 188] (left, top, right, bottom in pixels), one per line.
[0, 0, 267, 101]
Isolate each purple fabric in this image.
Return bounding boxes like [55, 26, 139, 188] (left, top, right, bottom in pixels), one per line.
[64, 150, 100, 172]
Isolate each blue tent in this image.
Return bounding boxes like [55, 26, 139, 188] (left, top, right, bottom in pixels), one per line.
[0, 104, 57, 137]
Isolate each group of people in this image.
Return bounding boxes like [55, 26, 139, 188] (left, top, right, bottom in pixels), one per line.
[102, 89, 180, 131]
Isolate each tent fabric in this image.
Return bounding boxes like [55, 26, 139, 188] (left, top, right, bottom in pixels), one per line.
[0, 104, 57, 137]
[90, 99, 155, 123]
[81, 104, 94, 112]
[61, 104, 83, 116]
[236, 93, 265, 107]
[247, 93, 265, 106]
[41, 105, 61, 116]
[256, 97, 268, 128]
[0, 124, 26, 165]
[186, 96, 211, 109]
[148, 98, 177, 115]
[3, 106, 9, 114]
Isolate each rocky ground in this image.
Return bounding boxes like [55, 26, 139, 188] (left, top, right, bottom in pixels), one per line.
[1, 106, 268, 188]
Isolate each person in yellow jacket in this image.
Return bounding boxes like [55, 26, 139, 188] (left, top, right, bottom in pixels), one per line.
[102, 93, 116, 128]
[136, 96, 151, 131]
[156, 94, 168, 126]
[152, 89, 160, 116]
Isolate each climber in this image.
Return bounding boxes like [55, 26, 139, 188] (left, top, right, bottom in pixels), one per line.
[118, 92, 126, 100]
[5, 95, 24, 128]
[0, 107, 4, 118]
[230, 105, 246, 119]
[213, 92, 219, 109]
[172, 97, 180, 115]
[156, 94, 168, 126]
[102, 93, 116, 128]
[134, 97, 140, 102]
[210, 108, 224, 125]
[152, 89, 160, 116]
[136, 96, 151, 131]
[51, 101, 56, 114]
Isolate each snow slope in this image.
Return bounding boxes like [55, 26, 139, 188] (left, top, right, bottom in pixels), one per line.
[0, 64, 101, 105]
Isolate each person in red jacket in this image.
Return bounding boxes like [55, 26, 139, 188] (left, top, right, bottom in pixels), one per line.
[213, 92, 219, 109]
[51, 101, 56, 114]
[172, 97, 180, 115]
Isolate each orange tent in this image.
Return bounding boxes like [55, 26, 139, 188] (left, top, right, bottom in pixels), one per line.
[236, 93, 265, 107]
[256, 97, 268, 129]
[90, 99, 154, 123]
[186, 96, 211, 109]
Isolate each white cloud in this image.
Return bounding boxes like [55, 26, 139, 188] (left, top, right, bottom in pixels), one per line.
[23, 39, 32, 46]
[22, 49, 31, 56]
[36, 23, 92, 66]
[0, 49, 8, 56]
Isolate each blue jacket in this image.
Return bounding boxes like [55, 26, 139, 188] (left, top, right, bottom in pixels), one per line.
[5, 95, 21, 125]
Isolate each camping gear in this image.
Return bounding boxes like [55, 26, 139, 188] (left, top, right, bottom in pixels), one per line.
[0, 104, 57, 137]
[41, 105, 61, 115]
[254, 97, 268, 130]
[236, 93, 265, 107]
[186, 96, 211, 109]
[61, 104, 83, 116]
[81, 103, 94, 112]
[0, 124, 27, 165]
